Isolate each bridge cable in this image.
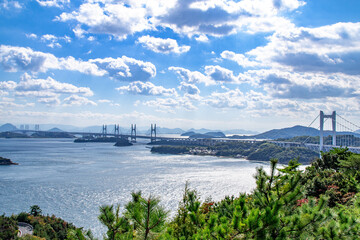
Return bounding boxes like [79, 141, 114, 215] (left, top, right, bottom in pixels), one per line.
[301, 114, 320, 145]
[337, 121, 355, 147]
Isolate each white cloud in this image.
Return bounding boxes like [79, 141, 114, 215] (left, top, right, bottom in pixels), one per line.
[15, 73, 93, 97]
[37, 34, 72, 48]
[116, 81, 177, 96]
[248, 22, 360, 75]
[88, 36, 96, 41]
[73, 25, 86, 38]
[0, 45, 156, 81]
[63, 95, 97, 106]
[57, 2, 152, 40]
[195, 35, 209, 42]
[38, 97, 61, 105]
[0, 74, 94, 105]
[26, 33, 38, 39]
[90, 56, 156, 81]
[179, 82, 200, 95]
[169, 66, 215, 86]
[0, 80, 17, 90]
[36, 0, 69, 8]
[137, 35, 190, 54]
[1, 0, 21, 10]
[220, 50, 260, 68]
[56, 0, 305, 40]
[204, 65, 238, 83]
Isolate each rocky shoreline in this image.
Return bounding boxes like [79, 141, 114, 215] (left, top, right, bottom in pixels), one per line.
[0, 157, 18, 165]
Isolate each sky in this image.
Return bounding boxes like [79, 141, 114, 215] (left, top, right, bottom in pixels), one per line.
[0, 0, 360, 132]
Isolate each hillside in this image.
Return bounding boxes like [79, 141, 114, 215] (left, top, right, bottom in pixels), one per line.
[230, 125, 320, 140]
[0, 123, 17, 132]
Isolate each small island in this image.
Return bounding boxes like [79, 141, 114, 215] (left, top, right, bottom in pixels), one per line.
[0, 157, 18, 165]
[114, 138, 133, 147]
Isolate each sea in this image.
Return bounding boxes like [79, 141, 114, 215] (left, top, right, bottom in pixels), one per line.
[0, 138, 271, 237]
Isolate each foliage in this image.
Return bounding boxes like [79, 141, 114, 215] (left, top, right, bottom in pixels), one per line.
[0, 214, 18, 240]
[125, 191, 168, 240]
[98, 204, 131, 240]
[30, 205, 42, 217]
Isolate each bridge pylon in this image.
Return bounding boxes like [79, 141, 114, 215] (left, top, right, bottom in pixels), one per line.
[114, 124, 120, 137]
[320, 111, 336, 152]
[102, 125, 107, 137]
[151, 124, 157, 142]
[131, 124, 136, 142]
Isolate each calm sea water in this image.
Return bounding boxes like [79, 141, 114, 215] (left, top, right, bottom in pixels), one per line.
[0, 138, 270, 237]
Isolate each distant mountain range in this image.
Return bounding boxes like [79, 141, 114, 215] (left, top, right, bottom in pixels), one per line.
[230, 125, 360, 140]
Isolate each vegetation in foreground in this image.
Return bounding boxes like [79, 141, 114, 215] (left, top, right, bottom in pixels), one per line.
[151, 141, 318, 164]
[1, 148, 360, 239]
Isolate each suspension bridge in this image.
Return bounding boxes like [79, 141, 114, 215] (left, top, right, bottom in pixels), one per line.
[14, 111, 360, 153]
[270, 111, 360, 154]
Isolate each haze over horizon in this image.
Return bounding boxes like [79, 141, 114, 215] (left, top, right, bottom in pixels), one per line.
[1, 0, 360, 132]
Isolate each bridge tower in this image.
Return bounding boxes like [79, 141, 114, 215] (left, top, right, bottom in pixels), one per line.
[320, 111, 336, 151]
[34, 124, 40, 131]
[102, 125, 107, 137]
[114, 124, 120, 137]
[151, 124, 157, 142]
[131, 124, 136, 142]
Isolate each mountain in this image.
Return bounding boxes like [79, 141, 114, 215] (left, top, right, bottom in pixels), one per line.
[187, 128, 221, 134]
[48, 127, 64, 132]
[254, 125, 320, 139]
[181, 131, 196, 136]
[187, 131, 226, 138]
[230, 125, 320, 140]
[186, 128, 258, 135]
[0, 123, 18, 132]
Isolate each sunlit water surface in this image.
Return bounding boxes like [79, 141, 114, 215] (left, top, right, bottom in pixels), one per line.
[0, 138, 271, 237]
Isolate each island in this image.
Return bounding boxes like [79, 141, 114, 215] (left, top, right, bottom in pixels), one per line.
[114, 138, 133, 147]
[74, 137, 133, 146]
[150, 141, 319, 164]
[0, 157, 18, 165]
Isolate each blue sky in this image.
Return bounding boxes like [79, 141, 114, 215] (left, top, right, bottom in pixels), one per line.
[0, 0, 360, 132]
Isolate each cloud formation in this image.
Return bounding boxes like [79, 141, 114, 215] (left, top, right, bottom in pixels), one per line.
[90, 56, 156, 81]
[56, 0, 305, 40]
[116, 81, 177, 96]
[169, 66, 215, 86]
[0, 73, 94, 106]
[36, 0, 70, 8]
[63, 95, 97, 106]
[0, 45, 156, 81]
[57, 2, 152, 40]
[137, 36, 190, 54]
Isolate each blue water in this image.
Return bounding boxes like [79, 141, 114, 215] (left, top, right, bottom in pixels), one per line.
[0, 138, 270, 237]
